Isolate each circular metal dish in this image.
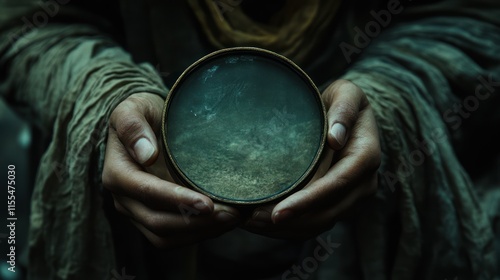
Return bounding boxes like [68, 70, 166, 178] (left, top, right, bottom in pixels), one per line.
[162, 47, 326, 205]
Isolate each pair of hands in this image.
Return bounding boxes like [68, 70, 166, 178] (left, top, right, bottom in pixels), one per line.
[102, 79, 381, 248]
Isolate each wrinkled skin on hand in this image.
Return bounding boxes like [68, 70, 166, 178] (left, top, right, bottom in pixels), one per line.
[102, 93, 240, 248]
[242, 79, 381, 239]
[102, 79, 381, 247]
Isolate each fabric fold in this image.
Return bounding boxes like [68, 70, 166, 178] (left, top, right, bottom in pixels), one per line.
[343, 16, 499, 279]
[1, 24, 167, 279]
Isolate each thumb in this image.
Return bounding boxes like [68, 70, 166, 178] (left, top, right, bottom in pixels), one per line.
[110, 93, 164, 166]
[323, 80, 367, 150]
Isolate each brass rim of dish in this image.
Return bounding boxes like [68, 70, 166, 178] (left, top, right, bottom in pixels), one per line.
[161, 47, 327, 205]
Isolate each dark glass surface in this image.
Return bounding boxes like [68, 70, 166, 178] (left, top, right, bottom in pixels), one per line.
[165, 52, 323, 203]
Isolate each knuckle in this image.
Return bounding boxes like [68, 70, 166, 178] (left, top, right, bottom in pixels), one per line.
[328, 176, 351, 197]
[336, 79, 357, 91]
[135, 182, 151, 202]
[115, 118, 144, 143]
[173, 185, 184, 195]
[101, 162, 127, 194]
[101, 167, 119, 193]
[334, 103, 359, 124]
[359, 137, 382, 173]
[173, 186, 186, 204]
[142, 214, 164, 233]
[110, 101, 133, 124]
[327, 79, 352, 93]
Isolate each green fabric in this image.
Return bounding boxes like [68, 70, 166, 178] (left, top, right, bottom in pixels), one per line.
[342, 16, 500, 279]
[0, 21, 168, 278]
[0, 1, 499, 279]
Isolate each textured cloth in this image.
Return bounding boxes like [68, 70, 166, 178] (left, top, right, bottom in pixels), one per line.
[0, 22, 168, 278]
[342, 16, 500, 279]
[0, 1, 499, 279]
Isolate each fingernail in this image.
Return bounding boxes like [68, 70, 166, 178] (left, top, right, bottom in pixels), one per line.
[134, 138, 155, 164]
[194, 200, 211, 212]
[273, 209, 294, 224]
[252, 210, 272, 222]
[215, 211, 238, 223]
[330, 123, 347, 147]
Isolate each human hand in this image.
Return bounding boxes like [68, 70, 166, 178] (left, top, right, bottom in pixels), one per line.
[242, 80, 381, 239]
[102, 93, 240, 248]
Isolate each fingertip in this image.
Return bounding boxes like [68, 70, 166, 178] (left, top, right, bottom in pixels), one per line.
[328, 122, 347, 150]
[133, 137, 158, 165]
[214, 203, 240, 219]
[271, 200, 294, 224]
[273, 187, 316, 224]
[193, 197, 214, 213]
[215, 210, 239, 224]
[272, 209, 294, 224]
[111, 93, 163, 167]
[173, 185, 214, 214]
